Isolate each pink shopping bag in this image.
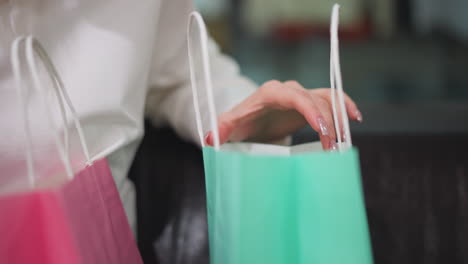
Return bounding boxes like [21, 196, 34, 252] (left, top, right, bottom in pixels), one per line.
[0, 158, 142, 264]
[0, 36, 142, 263]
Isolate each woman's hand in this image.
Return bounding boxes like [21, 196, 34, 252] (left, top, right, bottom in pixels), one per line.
[205, 80, 362, 150]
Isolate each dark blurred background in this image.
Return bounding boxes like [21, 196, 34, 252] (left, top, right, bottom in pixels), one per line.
[200, 0, 468, 104]
[129, 1, 468, 264]
[197, 0, 468, 133]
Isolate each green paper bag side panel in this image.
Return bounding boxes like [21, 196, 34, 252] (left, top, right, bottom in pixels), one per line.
[202, 146, 373, 264]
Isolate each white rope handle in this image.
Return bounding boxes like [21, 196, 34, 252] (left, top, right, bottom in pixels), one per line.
[187, 8, 351, 152]
[11, 36, 35, 186]
[8, 0, 19, 36]
[11, 35, 91, 186]
[330, 4, 352, 151]
[26, 37, 73, 180]
[26, 36, 91, 165]
[187, 12, 220, 150]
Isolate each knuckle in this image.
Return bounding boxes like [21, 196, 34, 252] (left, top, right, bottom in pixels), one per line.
[263, 80, 282, 88]
[316, 96, 329, 106]
[296, 96, 316, 112]
[284, 80, 300, 87]
[259, 80, 282, 94]
[294, 87, 310, 98]
[312, 97, 330, 111]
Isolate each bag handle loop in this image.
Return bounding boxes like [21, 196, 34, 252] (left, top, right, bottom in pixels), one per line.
[330, 4, 352, 151]
[187, 12, 220, 150]
[11, 35, 91, 187]
[188, 5, 352, 152]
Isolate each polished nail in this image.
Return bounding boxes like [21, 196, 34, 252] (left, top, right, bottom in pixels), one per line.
[317, 117, 329, 136]
[204, 132, 211, 145]
[356, 110, 363, 123]
[330, 142, 338, 152]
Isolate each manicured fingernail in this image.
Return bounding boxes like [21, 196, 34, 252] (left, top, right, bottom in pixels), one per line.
[317, 117, 329, 136]
[330, 142, 338, 152]
[356, 110, 363, 123]
[204, 132, 211, 145]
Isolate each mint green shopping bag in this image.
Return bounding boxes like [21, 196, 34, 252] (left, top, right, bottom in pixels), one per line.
[188, 5, 373, 264]
[202, 145, 371, 264]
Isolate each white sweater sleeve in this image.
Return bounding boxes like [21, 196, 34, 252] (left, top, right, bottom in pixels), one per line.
[145, 0, 257, 145]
